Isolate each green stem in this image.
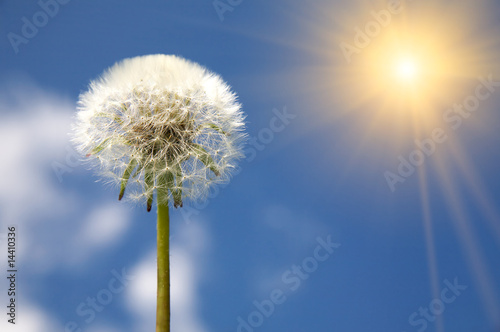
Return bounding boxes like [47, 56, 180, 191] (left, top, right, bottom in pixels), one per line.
[156, 199, 170, 332]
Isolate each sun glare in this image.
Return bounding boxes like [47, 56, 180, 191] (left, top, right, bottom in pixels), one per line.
[305, 0, 499, 139]
[395, 58, 418, 81]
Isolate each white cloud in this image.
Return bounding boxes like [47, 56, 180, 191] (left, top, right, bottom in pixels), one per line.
[0, 85, 76, 225]
[126, 251, 157, 331]
[0, 301, 63, 332]
[80, 205, 130, 246]
[85, 326, 122, 332]
[71, 203, 132, 263]
[126, 220, 211, 332]
[0, 83, 135, 272]
[0, 83, 81, 274]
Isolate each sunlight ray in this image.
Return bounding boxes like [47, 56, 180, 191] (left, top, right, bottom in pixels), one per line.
[418, 167, 444, 332]
[447, 141, 500, 244]
[434, 156, 500, 327]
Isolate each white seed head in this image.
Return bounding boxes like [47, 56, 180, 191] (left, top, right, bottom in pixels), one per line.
[72, 54, 246, 210]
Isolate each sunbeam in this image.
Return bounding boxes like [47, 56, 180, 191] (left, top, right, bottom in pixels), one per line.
[446, 141, 500, 244]
[435, 155, 500, 327]
[418, 166, 444, 332]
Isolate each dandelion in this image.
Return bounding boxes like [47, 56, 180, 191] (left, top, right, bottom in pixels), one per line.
[72, 54, 246, 332]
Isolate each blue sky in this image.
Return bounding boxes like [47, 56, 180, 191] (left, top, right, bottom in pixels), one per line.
[1, 0, 500, 332]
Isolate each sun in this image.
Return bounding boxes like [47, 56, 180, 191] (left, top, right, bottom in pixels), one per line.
[296, 0, 500, 150]
[303, 0, 500, 140]
[331, 20, 481, 125]
[395, 57, 419, 82]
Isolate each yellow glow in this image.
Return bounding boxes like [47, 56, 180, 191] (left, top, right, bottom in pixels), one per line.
[354, 26, 469, 117]
[299, 0, 500, 144]
[395, 58, 418, 81]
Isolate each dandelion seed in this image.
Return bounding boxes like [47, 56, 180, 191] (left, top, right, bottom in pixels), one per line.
[72, 54, 246, 208]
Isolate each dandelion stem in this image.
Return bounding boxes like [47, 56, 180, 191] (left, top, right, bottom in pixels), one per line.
[156, 199, 170, 332]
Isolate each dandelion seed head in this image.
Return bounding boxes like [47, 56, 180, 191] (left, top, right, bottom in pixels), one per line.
[72, 54, 246, 208]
